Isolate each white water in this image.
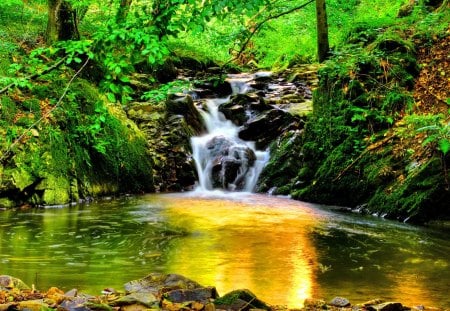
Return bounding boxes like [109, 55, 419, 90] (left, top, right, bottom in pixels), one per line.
[191, 75, 269, 192]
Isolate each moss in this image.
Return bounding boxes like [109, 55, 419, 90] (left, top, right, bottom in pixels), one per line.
[257, 130, 303, 193]
[38, 175, 71, 205]
[367, 157, 449, 222]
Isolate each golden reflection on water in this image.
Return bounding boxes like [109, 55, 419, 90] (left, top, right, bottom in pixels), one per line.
[159, 194, 324, 307]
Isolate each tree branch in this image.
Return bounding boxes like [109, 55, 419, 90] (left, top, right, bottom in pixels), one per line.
[226, 0, 315, 65]
[0, 56, 68, 95]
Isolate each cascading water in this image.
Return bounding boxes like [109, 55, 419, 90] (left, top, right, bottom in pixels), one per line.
[191, 74, 269, 192]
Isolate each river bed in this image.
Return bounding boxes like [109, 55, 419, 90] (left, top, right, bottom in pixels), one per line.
[0, 193, 449, 308]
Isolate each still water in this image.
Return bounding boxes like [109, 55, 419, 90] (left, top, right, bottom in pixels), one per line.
[0, 193, 449, 308]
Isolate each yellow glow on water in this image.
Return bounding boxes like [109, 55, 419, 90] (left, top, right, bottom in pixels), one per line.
[159, 194, 323, 307]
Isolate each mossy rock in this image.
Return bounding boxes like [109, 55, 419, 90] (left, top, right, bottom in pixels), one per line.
[0, 197, 15, 208]
[36, 175, 71, 205]
[11, 168, 36, 191]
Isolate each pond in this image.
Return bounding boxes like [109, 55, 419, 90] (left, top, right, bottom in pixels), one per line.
[0, 192, 449, 308]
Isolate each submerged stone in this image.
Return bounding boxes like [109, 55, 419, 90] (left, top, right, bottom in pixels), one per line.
[124, 273, 202, 295]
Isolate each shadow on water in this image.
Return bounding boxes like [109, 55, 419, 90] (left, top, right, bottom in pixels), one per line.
[0, 193, 449, 308]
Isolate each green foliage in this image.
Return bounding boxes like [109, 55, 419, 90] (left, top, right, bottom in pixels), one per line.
[141, 80, 192, 102]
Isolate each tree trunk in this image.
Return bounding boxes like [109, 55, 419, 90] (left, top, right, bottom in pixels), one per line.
[116, 0, 133, 24]
[46, 0, 80, 44]
[315, 0, 330, 63]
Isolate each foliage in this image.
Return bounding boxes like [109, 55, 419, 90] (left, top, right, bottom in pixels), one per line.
[141, 80, 192, 102]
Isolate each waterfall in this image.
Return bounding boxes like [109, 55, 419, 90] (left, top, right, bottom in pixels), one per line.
[191, 75, 269, 192]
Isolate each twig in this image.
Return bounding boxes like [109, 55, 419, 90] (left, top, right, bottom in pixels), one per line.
[0, 58, 89, 163]
[333, 135, 395, 182]
[0, 56, 68, 95]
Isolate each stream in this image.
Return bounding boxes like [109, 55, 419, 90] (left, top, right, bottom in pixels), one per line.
[0, 193, 449, 308]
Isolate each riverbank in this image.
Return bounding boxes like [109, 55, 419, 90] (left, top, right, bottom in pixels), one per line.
[1, 273, 447, 311]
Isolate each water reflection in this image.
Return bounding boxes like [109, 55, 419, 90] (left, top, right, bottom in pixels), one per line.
[0, 193, 449, 308]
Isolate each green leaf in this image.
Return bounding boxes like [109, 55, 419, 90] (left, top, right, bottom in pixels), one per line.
[107, 93, 116, 102]
[439, 139, 450, 155]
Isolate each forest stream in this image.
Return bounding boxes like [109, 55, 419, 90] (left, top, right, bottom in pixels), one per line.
[0, 193, 449, 308]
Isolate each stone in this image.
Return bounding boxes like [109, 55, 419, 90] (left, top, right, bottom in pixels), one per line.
[214, 289, 270, 311]
[113, 292, 158, 307]
[18, 300, 49, 311]
[124, 273, 202, 295]
[164, 287, 218, 303]
[218, 94, 269, 126]
[166, 94, 205, 134]
[0, 275, 30, 291]
[329, 297, 351, 307]
[238, 108, 300, 149]
[204, 136, 256, 190]
[366, 302, 404, 311]
[303, 298, 327, 310]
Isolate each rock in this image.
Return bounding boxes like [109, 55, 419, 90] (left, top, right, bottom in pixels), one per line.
[113, 292, 158, 307]
[166, 94, 205, 134]
[0, 276, 30, 291]
[303, 298, 327, 310]
[0, 303, 18, 311]
[124, 273, 202, 295]
[366, 302, 404, 311]
[45, 287, 66, 305]
[194, 79, 233, 98]
[329, 297, 351, 307]
[218, 94, 269, 126]
[164, 287, 218, 303]
[17, 300, 48, 311]
[204, 136, 256, 190]
[59, 300, 92, 311]
[239, 108, 301, 149]
[214, 289, 269, 311]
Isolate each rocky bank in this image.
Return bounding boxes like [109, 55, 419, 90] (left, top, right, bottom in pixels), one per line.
[1, 274, 445, 311]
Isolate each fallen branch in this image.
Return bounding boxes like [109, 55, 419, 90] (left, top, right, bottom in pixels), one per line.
[333, 135, 395, 182]
[0, 56, 68, 95]
[0, 58, 89, 164]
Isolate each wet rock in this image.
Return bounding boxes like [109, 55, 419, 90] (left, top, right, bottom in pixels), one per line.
[329, 297, 351, 307]
[214, 289, 269, 311]
[205, 136, 256, 190]
[0, 302, 18, 311]
[366, 302, 404, 311]
[194, 79, 233, 98]
[238, 108, 301, 149]
[219, 94, 269, 126]
[59, 300, 92, 311]
[113, 292, 158, 307]
[17, 300, 49, 311]
[0, 276, 30, 291]
[164, 287, 218, 303]
[303, 298, 327, 310]
[166, 94, 205, 134]
[124, 273, 202, 295]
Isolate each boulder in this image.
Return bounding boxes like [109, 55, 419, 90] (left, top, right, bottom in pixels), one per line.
[164, 287, 218, 303]
[366, 302, 404, 311]
[166, 94, 205, 134]
[213, 289, 270, 311]
[0, 275, 30, 291]
[124, 273, 202, 295]
[218, 94, 269, 126]
[204, 136, 256, 190]
[239, 108, 301, 149]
